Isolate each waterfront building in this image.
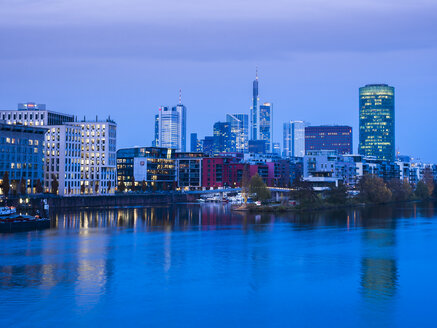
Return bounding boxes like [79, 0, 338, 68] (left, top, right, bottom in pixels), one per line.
[226, 114, 249, 153]
[75, 119, 117, 195]
[44, 124, 81, 195]
[0, 102, 74, 126]
[156, 100, 187, 152]
[0, 122, 46, 195]
[359, 84, 395, 162]
[117, 147, 176, 191]
[213, 122, 235, 153]
[175, 152, 203, 190]
[259, 102, 273, 152]
[283, 121, 305, 157]
[305, 125, 353, 155]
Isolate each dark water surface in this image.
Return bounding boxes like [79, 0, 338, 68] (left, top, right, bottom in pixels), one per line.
[1, 202, 437, 327]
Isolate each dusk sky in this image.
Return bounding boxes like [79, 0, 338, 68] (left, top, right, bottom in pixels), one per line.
[0, 0, 436, 161]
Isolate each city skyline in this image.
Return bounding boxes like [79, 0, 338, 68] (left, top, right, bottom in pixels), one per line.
[0, 0, 436, 161]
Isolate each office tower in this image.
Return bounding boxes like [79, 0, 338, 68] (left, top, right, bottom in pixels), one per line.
[305, 125, 353, 155]
[0, 123, 46, 195]
[152, 114, 159, 147]
[283, 121, 305, 157]
[272, 142, 281, 156]
[359, 84, 395, 161]
[259, 102, 273, 152]
[201, 136, 215, 155]
[226, 113, 249, 153]
[248, 140, 267, 154]
[156, 93, 187, 152]
[250, 69, 260, 140]
[213, 122, 235, 153]
[190, 133, 198, 152]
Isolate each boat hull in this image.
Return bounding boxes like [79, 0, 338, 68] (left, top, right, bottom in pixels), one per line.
[0, 220, 50, 233]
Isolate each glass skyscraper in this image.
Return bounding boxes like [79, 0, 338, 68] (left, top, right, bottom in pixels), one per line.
[156, 101, 187, 152]
[359, 84, 395, 161]
[259, 102, 273, 152]
[283, 121, 305, 157]
[250, 71, 259, 140]
[213, 122, 235, 153]
[226, 113, 248, 153]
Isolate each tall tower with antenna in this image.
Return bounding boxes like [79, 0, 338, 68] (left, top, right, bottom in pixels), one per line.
[250, 67, 260, 140]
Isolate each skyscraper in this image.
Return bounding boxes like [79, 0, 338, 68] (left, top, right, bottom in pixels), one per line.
[305, 125, 353, 155]
[359, 84, 395, 161]
[250, 69, 259, 140]
[283, 121, 305, 157]
[190, 133, 201, 152]
[156, 93, 187, 152]
[213, 122, 235, 153]
[226, 113, 248, 153]
[259, 102, 273, 152]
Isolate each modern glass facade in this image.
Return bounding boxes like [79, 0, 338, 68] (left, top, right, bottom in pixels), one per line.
[117, 147, 175, 191]
[259, 103, 273, 152]
[250, 74, 259, 140]
[213, 122, 235, 153]
[157, 103, 186, 152]
[0, 123, 46, 194]
[283, 120, 305, 157]
[226, 113, 248, 153]
[305, 125, 353, 155]
[359, 84, 395, 162]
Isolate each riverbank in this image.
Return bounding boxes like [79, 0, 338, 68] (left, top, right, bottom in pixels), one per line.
[3, 193, 196, 211]
[232, 198, 431, 213]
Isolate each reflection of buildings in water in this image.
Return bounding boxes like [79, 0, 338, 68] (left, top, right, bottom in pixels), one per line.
[75, 230, 112, 310]
[360, 224, 398, 302]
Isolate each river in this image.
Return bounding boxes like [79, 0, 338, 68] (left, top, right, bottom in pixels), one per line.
[0, 201, 436, 327]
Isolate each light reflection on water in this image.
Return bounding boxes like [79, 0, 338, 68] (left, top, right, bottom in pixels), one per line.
[0, 202, 436, 327]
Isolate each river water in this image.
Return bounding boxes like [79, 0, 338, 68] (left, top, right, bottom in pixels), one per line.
[0, 202, 436, 327]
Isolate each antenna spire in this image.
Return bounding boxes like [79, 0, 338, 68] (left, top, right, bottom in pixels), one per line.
[179, 89, 182, 104]
[256, 66, 258, 80]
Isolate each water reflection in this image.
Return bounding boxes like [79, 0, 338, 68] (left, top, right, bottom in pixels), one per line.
[0, 201, 436, 327]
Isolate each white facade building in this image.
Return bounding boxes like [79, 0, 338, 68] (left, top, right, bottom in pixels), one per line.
[76, 120, 117, 195]
[156, 103, 186, 152]
[44, 124, 81, 195]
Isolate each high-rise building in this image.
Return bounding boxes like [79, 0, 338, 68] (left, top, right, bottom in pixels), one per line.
[359, 84, 395, 161]
[259, 102, 273, 152]
[190, 133, 202, 152]
[272, 142, 281, 156]
[201, 136, 215, 155]
[156, 96, 187, 152]
[250, 70, 260, 141]
[305, 125, 353, 155]
[283, 121, 305, 157]
[152, 114, 159, 147]
[226, 114, 248, 153]
[213, 122, 235, 153]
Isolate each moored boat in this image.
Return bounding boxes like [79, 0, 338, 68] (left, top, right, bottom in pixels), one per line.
[0, 214, 50, 233]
